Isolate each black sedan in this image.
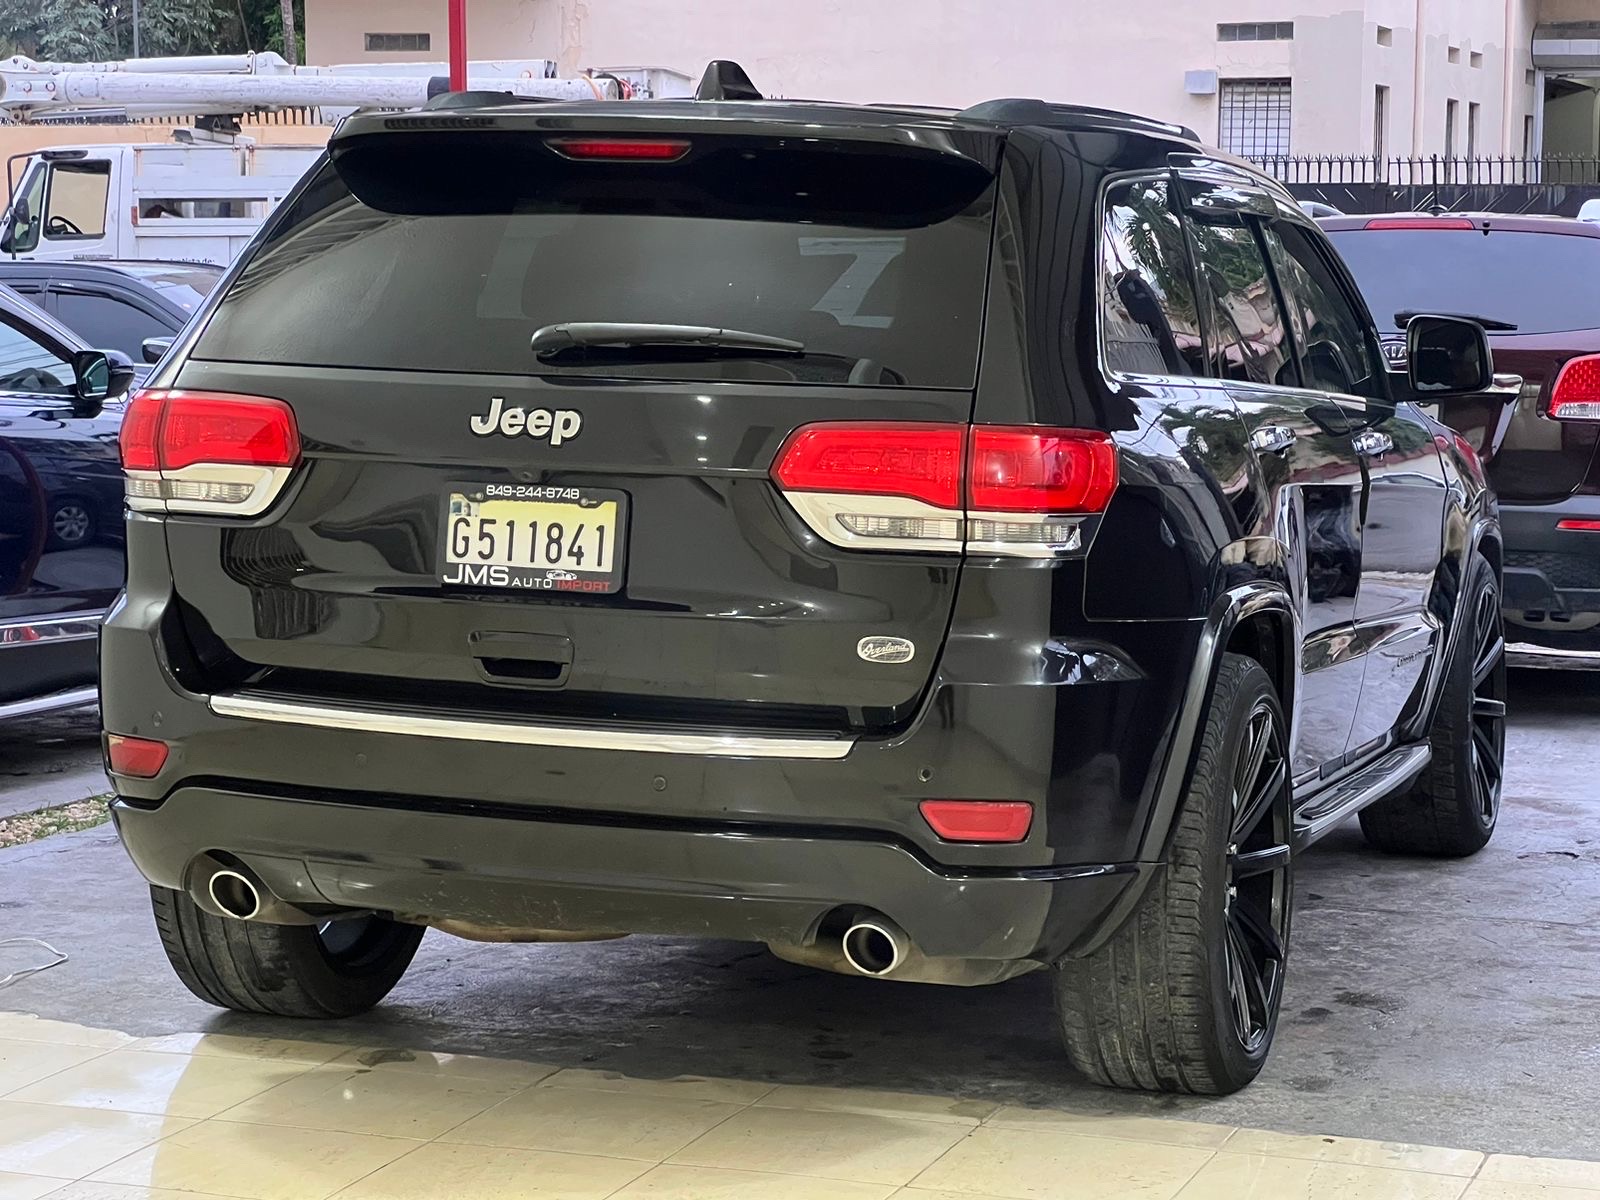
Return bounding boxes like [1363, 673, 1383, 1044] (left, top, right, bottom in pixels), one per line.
[0, 260, 221, 366]
[0, 284, 136, 720]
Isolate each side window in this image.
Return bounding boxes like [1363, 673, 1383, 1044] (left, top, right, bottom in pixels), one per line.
[3, 162, 48, 254]
[1262, 222, 1385, 400]
[1188, 218, 1296, 388]
[44, 162, 111, 240]
[0, 319, 74, 396]
[1099, 179, 1206, 377]
[54, 291, 162, 360]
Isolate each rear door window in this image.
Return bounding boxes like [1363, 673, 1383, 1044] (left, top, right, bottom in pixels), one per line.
[1188, 219, 1296, 388]
[1262, 223, 1385, 400]
[54, 289, 165, 359]
[193, 136, 998, 389]
[1325, 228, 1600, 335]
[1099, 178, 1206, 377]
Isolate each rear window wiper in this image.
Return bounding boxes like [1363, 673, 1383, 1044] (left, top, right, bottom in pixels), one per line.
[1394, 310, 1519, 332]
[531, 322, 805, 359]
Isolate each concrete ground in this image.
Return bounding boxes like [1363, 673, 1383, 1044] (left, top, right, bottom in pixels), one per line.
[1, 675, 1596, 1161]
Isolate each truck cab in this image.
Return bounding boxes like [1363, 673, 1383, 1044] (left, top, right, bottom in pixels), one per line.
[2, 141, 316, 267]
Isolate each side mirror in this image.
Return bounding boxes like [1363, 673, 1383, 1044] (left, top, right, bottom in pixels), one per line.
[1406, 315, 1493, 397]
[142, 336, 174, 365]
[72, 349, 111, 404]
[106, 349, 138, 399]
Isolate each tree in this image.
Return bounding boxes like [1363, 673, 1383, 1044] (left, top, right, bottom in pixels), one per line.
[0, 0, 304, 61]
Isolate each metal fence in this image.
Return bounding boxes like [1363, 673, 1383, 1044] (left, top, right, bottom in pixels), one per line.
[1250, 155, 1600, 217]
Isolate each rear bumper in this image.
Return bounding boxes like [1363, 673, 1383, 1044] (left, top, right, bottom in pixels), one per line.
[112, 787, 1149, 967]
[1501, 496, 1600, 666]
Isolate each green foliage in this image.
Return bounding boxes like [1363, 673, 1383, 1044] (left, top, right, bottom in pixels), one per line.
[0, 0, 304, 62]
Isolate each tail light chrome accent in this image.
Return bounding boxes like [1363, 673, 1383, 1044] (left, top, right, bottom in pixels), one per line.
[120, 390, 300, 516]
[1548, 355, 1600, 422]
[772, 422, 1117, 558]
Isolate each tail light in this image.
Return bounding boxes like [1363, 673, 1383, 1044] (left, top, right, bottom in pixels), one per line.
[1548, 355, 1600, 422]
[120, 390, 300, 516]
[772, 422, 1117, 557]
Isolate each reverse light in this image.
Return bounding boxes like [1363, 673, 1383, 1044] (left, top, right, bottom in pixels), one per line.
[1362, 217, 1476, 230]
[106, 734, 170, 778]
[1548, 355, 1600, 422]
[772, 422, 1117, 557]
[120, 390, 300, 516]
[919, 800, 1034, 843]
[547, 137, 691, 161]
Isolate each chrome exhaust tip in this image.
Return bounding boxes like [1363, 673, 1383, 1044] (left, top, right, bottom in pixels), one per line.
[207, 869, 263, 921]
[841, 920, 904, 976]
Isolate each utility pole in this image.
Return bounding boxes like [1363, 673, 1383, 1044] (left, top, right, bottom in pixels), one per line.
[131, 0, 140, 58]
[280, 0, 298, 64]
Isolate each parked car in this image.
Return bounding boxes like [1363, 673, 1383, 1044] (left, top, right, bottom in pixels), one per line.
[1321, 213, 1600, 667]
[0, 260, 222, 366]
[104, 78, 1506, 1095]
[0, 284, 136, 719]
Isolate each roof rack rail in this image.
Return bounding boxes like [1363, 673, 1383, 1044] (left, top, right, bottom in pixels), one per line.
[957, 98, 1199, 142]
[695, 60, 763, 101]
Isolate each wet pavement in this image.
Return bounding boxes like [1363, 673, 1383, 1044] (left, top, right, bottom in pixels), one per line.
[1, 673, 1596, 1161]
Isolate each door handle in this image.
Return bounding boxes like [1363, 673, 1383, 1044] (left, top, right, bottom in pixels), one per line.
[1352, 430, 1393, 458]
[1250, 425, 1296, 455]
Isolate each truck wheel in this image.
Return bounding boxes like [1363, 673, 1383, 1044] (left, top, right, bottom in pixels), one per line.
[1053, 654, 1292, 1094]
[149, 886, 424, 1018]
[1359, 551, 1505, 857]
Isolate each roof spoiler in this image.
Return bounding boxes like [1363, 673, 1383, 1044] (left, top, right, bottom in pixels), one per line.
[695, 60, 762, 101]
[957, 98, 1199, 141]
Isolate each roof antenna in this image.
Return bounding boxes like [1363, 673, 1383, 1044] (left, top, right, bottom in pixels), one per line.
[695, 60, 762, 101]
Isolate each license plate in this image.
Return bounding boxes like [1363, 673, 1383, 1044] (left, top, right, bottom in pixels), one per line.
[440, 484, 626, 593]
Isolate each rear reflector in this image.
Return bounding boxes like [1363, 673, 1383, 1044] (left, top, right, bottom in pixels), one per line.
[106, 734, 169, 778]
[772, 422, 1117, 557]
[1362, 217, 1476, 230]
[1557, 519, 1600, 532]
[919, 800, 1034, 843]
[548, 137, 691, 161]
[120, 390, 300, 516]
[1549, 355, 1600, 421]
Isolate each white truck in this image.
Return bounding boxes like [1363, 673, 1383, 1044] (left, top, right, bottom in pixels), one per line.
[0, 53, 691, 266]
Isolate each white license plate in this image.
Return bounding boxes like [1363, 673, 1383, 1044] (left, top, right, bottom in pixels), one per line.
[440, 484, 626, 593]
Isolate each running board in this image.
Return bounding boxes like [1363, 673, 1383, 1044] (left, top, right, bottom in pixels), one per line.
[1293, 743, 1432, 847]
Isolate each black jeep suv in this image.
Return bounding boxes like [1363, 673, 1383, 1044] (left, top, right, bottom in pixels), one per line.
[104, 81, 1507, 1094]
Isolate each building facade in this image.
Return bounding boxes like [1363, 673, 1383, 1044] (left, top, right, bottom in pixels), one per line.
[305, 0, 1600, 160]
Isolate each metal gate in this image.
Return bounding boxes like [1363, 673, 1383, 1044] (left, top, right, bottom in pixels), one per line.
[1251, 156, 1600, 217]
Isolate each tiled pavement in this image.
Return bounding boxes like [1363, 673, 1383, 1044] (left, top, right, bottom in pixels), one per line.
[1, 1011, 1596, 1200]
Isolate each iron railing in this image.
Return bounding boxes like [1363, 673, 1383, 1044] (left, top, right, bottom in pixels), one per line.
[1251, 155, 1600, 187]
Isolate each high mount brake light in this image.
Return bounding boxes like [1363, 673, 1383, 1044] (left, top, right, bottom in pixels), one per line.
[772, 422, 1117, 557]
[120, 390, 300, 516]
[1548, 355, 1600, 422]
[547, 137, 691, 162]
[1362, 217, 1476, 230]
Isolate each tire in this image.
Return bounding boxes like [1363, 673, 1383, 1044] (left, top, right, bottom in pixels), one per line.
[1359, 551, 1505, 857]
[1053, 653, 1293, 1095]
[149, 886, 425, 1018]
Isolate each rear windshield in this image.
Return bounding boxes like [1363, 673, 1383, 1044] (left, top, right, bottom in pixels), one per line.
[1326, 228, 1600, 335]
[193, 132, 997, 388]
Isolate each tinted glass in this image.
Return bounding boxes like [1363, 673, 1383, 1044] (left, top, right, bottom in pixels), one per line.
[1189, 219, 1295, 387]
[1263, 223, 1384, 399]
[1100, 179, 1206, 377]
[55, 291, 163, 359]
[194, 140, 997, 388]
[1327, 228, 1600, 335]
[0, 317, 73, 396]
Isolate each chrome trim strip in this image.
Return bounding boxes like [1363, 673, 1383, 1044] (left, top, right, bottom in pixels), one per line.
[0, 610, 106, 648]
[1507, 641, 1600, 670]
[209, 694, 857, 759]
[0, 686, 99, 720]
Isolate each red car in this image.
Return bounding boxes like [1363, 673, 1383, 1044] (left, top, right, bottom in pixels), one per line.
[1323, 213, 1600, 668]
